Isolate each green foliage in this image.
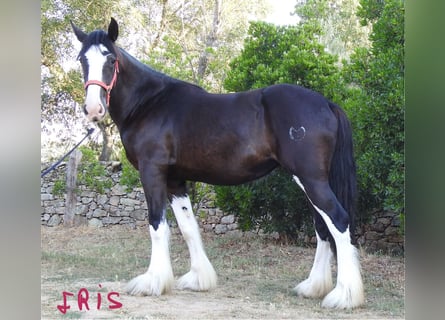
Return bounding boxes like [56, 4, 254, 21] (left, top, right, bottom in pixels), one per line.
[77, 146, 113, 193]
[216, 169, 313, 238]
[188, 182, 216, 212]
[225, 22, 341, 95]
[144, 35, 197, 85]
[119, 149, 142, 192]
[295, 0, 371, 60]
[52, 179, 66, 197]
[49, 147, 113, 196]
[343, 0, 405, 217]
[399, 212, 405, 235]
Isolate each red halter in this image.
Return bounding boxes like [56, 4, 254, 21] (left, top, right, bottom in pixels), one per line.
[84, 60, 119, 106]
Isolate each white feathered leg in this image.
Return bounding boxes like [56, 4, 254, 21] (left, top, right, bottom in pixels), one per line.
[171, 195, 217, 291]
[294, 232, 333, 298]
[126, 220, 174, 296]
[316, 212, 364, 309]
[293, 175, 364, 309]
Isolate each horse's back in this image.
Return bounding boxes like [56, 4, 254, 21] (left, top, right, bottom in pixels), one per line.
[261, 84, 334, 119]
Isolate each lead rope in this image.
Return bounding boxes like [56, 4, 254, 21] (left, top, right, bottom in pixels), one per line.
[40, 128, 95, 178]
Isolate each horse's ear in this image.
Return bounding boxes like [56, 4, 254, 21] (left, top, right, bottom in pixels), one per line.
[108, 17, 119, 42]
[70, 21, 87, 42]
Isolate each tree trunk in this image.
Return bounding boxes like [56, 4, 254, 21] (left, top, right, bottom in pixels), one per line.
[64, 149, 82, 227]
[152, 0, 169, 50]
[197, 0, 221, 80]
[98, 121, 113, 161]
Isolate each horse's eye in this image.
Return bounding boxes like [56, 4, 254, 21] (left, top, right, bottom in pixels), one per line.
[108, 56, 116, 65]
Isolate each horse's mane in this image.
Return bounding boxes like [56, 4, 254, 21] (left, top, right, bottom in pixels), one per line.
[116, 48, 208, 129]
[118, 47, 205, 90]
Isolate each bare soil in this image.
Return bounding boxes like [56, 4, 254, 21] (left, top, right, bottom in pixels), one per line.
[41, 225, 404, 319]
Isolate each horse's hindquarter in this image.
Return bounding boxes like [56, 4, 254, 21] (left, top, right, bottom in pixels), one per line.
[262, 84, 337, 132]
[261, 84, 339, 175]
[169, 89, 278, 185]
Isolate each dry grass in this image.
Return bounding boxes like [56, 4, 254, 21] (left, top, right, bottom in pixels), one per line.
[41, 225, 404, 319]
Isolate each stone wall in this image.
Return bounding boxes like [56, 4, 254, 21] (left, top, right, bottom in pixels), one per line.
[356, 210, 404, 255]
[41, 162, 404, 255]
[40, 163, 240, 236]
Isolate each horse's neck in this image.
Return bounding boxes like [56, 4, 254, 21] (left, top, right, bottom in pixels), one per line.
[109, 51, 168, 128]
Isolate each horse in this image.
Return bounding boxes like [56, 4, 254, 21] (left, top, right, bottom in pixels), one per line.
[71, 18, 364, 309]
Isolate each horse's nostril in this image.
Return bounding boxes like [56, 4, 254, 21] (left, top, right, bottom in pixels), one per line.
[82, 105, 88, 115]
[99, 105, 105, 115]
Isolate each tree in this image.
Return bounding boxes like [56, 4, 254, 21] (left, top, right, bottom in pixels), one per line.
[295, 0, 371, 61]
[141, 0, 268, 91]
[224, 21, 345, 100]
[343, 0, 404, 217]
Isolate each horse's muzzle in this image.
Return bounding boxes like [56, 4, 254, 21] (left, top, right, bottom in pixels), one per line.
[83, 103, 106, 122]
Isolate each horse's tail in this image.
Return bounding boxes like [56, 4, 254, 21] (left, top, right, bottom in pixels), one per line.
[328, 101, 358, 244]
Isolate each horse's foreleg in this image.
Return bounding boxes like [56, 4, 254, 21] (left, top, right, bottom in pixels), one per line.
[126, 218, 174, 296]
[126, 165, 174, 296]
[171, 195, 217, 291]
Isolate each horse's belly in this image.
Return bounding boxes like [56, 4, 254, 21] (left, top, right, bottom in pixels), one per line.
[169, 158, 278, 186]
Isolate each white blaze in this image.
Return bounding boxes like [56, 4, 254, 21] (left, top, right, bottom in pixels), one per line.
[83, 44, 108, 121]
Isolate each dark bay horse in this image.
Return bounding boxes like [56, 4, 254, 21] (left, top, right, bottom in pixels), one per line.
[71, 18, 364, 309]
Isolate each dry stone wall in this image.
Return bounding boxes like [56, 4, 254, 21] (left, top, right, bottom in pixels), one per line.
[41, 162, 404, 255]
[356, 210, 404, 255]
[40, 163, 240, 235]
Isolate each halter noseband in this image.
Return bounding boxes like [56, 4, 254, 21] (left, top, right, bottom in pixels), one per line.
[84, 59, 119, 106]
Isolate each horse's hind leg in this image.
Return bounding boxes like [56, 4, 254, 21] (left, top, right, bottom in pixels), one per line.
[170, 191, 217, 291]
[293, 176, 364, 309]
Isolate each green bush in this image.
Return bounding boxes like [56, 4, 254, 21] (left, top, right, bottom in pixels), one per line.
[50, 146, 113, 196]
[343, 0, 405, 221]
[215, 169, 313, 239]
[52, 179, 66, 197]
[77, 146, 113, 193]
[119, 148, 142, 192]
[188, 182, 216, 212]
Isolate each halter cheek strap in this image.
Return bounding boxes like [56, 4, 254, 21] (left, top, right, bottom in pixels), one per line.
[84, 60, 119, 106]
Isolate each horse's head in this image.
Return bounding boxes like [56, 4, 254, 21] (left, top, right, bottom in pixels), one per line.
[71, 18, 120, 122]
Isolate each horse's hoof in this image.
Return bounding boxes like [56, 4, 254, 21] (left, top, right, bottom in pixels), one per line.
[126, 272, 174, 296]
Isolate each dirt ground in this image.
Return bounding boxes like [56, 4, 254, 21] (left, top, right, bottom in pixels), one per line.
[41, 225, 404, 319]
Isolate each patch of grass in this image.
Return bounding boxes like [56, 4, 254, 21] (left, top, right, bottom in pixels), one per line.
[41, 225, 405, 319]
[42, 242, 142, 281]
[60, 311, 83, 319]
